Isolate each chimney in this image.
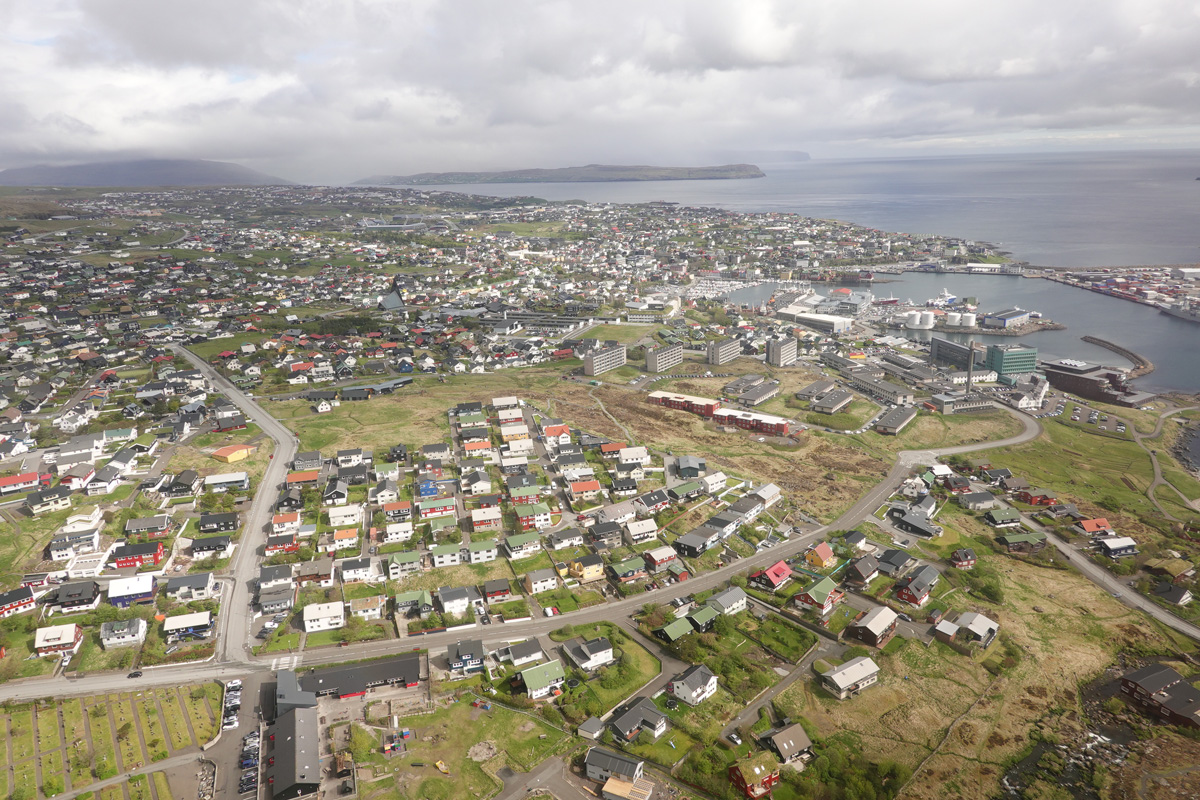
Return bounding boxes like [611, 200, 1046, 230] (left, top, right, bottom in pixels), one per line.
[966, 338, 974, 393]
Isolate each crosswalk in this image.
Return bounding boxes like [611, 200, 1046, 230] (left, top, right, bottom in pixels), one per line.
[270, 655, 301, 671]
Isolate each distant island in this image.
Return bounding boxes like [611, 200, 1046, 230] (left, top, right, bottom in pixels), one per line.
[0, 158, 292, 187]
[354, 163, 765, 186]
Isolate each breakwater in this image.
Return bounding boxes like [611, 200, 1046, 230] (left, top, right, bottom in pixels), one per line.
[1080, 336, 1155, 378]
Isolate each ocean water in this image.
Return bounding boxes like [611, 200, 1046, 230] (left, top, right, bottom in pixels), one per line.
[416, 150, 1200, 267]
[415, 149, 1200, 393]
[726, 273, 1200, 394]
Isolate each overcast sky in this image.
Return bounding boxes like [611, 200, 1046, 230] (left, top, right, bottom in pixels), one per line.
[4, 0, 1200, 183]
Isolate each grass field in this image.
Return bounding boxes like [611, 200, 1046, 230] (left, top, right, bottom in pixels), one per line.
[772, 513, 1183, 800]
[584, 324, 663, 344]
[992, 417, 1164, 529]
[356, 699, 569, 800]
[738, 613, 818, 662]
[276, 365, 890, 522]
[805, 398, 879, 431]
[0, 684, 218, 799]
[567, 622, 661, 707]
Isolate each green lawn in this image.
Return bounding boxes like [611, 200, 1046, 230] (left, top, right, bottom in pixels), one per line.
[805, 398, 878, 431]
[491, 599, 531, 619]
[380, 699, 570, 799]
[509, 551, 554, 574]
[738, 613, 818, 662]
[534, 587, 580, 613]
[564, 622, 661, 707]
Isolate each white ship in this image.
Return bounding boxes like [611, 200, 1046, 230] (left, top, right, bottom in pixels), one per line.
[926, 288, 957, 307]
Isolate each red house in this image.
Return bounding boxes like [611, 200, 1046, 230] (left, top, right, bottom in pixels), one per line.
[648, 392, 720, 417]
[950, 548, 977, 570]
[286, 470, 320, 486]
[1014, 488, 1057, 506]
[728, 752, 781, 798]
[712, 408, 790, 436]
[0, 471, 49, 495]
[0, 586, 35, 618]
[112, 541, 164, 568]
[265, 533, 299, 555]
[749, 560, 793, 593]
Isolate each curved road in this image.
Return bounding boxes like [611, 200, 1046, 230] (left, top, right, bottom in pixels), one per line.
[1131, 405, 1200, 519]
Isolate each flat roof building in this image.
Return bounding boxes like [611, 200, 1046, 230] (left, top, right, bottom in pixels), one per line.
[584, 345, 627, 376]
[706, 338, 741, 366]
[766, 336, 798, 367]
[646, 343, 684, 373]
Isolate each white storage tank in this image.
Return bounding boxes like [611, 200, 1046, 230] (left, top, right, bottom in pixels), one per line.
[945, 311, 962, 327]
[960, 312, 977, 328]
[920, 311, 936, 329]
[905, 311, 923, 329]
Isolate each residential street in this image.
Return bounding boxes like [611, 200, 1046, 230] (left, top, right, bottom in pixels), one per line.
[173, 345, 298, 664]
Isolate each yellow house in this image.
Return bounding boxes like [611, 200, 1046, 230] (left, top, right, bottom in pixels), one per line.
[212, 444, 256, 463]
[806, 541, 836, 570]
[568, 554, 605, 583]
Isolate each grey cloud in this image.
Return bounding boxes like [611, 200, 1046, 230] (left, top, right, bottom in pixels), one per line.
[3, 0, 1200, 182]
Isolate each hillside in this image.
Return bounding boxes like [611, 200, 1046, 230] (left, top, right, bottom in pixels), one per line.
[0, 159, 293, 187]
[355, 163, 765, 186]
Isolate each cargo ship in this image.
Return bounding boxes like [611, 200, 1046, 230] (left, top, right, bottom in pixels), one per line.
[1159, 299, 1200, 324]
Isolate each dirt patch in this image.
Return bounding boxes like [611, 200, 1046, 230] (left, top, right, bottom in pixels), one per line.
[519, 721, 535, 733]
[468, 741, 498, 762]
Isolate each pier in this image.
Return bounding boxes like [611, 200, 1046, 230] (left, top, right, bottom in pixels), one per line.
[1080, 336, 1155, 378]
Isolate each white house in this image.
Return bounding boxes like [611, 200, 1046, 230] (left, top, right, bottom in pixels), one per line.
[328, 504, 364, 528]
[100, 618, 148, 649]
[707, 586, 748, 616]
[339, 557, 373, 583]
[563, 636, 614, 673]
[700, 470, 724, 494]
[468, 540, 499, 564]
[822, 656, 880, 700]
[382, 522, 414, 543]
[618, 446, 651, 466]
[303, 602, 346, 633]
[430, 545, 462, 568]
[668, 664, 718, 706]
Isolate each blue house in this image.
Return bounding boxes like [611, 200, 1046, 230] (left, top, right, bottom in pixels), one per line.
[418, 480, 439, 498]
[107, 575, 157, 608]
[447, 639, 485, 674]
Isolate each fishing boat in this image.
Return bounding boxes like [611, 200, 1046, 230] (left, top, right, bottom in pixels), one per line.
[926, 288, 957, 307]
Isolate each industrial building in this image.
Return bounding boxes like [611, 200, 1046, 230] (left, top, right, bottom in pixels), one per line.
[982, 308, 1032, 329]
[985, 343, 1038, 377]
[811, 389, 854, 415]
[874, 406, 917, 434]
[1041, 359, 1158, 408]
[706, 338, 741, 366]
[929, 337, 984, 370]
[928, 392, 994, 414]
[766, 336, 798, 367]
[789, 312, 853, 334]
[845, 374, 915, 405]
[584, 345, 627, 376]
[645, 343, 684, 373]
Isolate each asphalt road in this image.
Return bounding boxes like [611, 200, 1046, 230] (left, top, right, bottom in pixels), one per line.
[172, 345, 298, 664]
